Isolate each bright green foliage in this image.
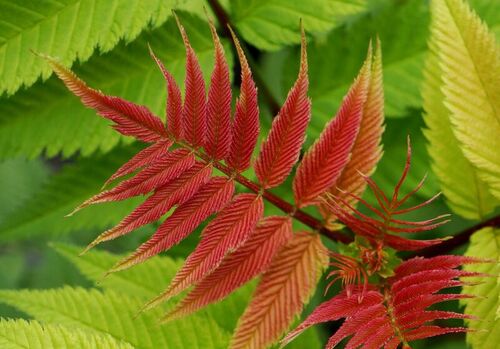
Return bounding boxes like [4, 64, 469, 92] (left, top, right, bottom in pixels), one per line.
[0, 287, 230, 349]
[0, 147, 142, 241]
[0, 13, 229, 159]
[0, 319, 133, 349]
[0, 0, 199, 95]
[230, 0, 368, 51]
[462, 227, 500, 348]
[51, 243, 257, 334]
[423, 0, 500, 219]
[429, 0, 500, 200]
[53, 242, 183, 299]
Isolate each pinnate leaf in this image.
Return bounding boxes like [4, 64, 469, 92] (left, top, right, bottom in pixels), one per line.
[255, 30, 310, 188]
[231, 232, 328, 349]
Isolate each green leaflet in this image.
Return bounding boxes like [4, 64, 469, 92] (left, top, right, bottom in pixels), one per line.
[429, 0, 500, 201]
[423, 0, 499, 220]
[462, 227, 500, 348]
[0, 0, 205, 95]
[0, 287, 229, 349]
[230, 0, 368, 51]
[0, 146, 143, 241]
[0, 319, 133, 349]
[0, 12, 232, 159]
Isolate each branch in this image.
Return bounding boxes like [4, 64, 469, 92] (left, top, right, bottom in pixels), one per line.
[207, 0, 282, 117]
[416, 214, 500, 258]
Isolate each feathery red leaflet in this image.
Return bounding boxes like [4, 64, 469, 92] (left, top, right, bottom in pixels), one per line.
[175, 14, 207, 148]
[254, 26, 310, 188]
[226, 26, 259, 172]
[148, 47, 183, 140]
[205, 17, 232, 159]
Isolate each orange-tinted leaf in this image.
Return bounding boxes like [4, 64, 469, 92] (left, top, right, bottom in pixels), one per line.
[143, 193, 264, 310]
[226, 27, 259, 172]
[44, 56, 167, 143]
[293, 45, 372, 208]
[109, 177, 235, 273]
[231, 232, 328, 349]
[175, 14, 207, 147]
[254, 29, 310, 188]
[164, 216, 292, 321]
[320, 41, 384, 224]
[205, 19, 232, 159]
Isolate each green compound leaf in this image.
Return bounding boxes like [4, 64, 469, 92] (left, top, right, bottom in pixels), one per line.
[0, 287, 229, 349]
[0, 0, 203, 95]
[231, 0, 368, 51]
[0, 319, 133, 349]
[0, 12, 231, 159]
[462, 227, 500, 349]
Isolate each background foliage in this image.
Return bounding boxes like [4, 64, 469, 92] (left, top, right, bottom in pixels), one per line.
[0, 0, 498, 348]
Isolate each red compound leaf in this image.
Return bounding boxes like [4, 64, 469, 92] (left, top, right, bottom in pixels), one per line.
[205, 18, 232, 159]
[71, 148, 195, 214]
[175, 14, 207, 148]
[83, 162, 213, 253]
[108, 177, 235, 273]
[226, 26, 259, 172]
[326, 253, 368, 300]
[231, 232, 328, 349]
[320, 40, 384, 223]
[293, 44, 371, 208]
[164, 216, 292, 322]
[143, 193, 264, 310]
[283, 255, 481, 348]
[323, 139, 449, 251]
[254, 28, 310, 188]
[148, 46, 183, 140]
[43, 56, 167, 143]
